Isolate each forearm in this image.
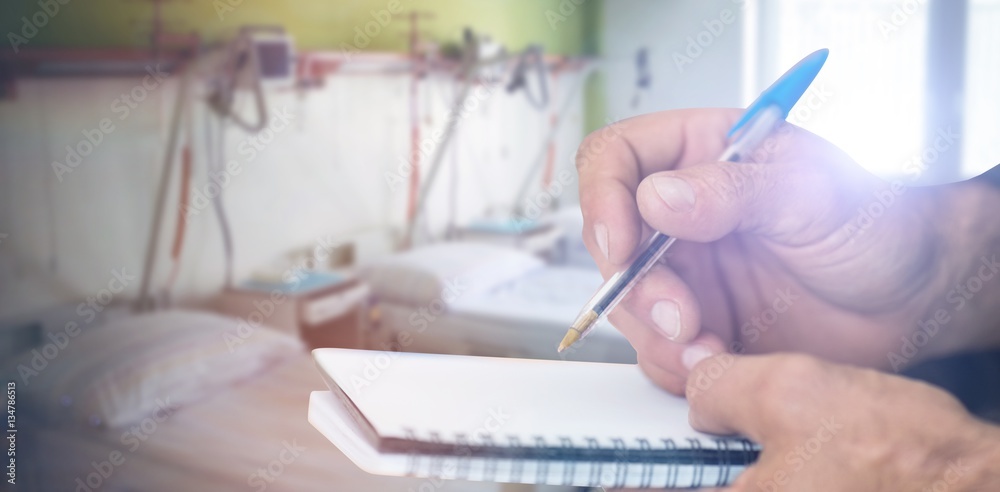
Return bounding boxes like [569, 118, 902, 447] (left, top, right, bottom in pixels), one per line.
[962, 419, 1000, 490]
[919, 179, 1000, 356]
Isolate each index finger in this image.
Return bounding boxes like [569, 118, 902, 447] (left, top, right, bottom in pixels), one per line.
[576, 109, 742, 270]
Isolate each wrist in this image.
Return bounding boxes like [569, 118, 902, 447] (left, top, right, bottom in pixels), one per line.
[913, 180, 1000, 356]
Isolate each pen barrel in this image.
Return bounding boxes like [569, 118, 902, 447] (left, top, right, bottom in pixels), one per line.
[593, 233, 677, 315]
[720, 105, 784, 163]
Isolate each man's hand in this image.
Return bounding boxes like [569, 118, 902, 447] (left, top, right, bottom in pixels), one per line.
[576, 109, 1000, 394]
[684, 353, 1000, 491]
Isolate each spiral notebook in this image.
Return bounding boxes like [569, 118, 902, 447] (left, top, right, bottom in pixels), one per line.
[308, 348, 759, 489]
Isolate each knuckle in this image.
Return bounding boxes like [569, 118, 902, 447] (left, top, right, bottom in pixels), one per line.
[706, 163, 769, 205]
[701, 164, 743, 204]
[575, 121, 625, 174]
[574, 130, 604, 173]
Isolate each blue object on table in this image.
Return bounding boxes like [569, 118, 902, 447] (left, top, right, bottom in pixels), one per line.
[240, 270, 347, 295]
[466, 218, 543, 235]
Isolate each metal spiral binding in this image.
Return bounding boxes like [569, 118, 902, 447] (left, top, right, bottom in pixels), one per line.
[428, 431, 445, 477]
[534, 436, 550, 484]
[742, 438, 755, 466]
[399, 432, 757, 486]
[687, 438, 704, 488]
[454, 433, 471, 478]
[609, 438, 629, 488]
[586, 437, 603, 486]
[559, 437, 575, 486]
[717, 438, 730, 486]
[661, 438, 678, 488]
[403, 428, 419, 477]
[637, 438, 654, 488]
[508, 435, 525, 482]
[481, 434, 499, 482]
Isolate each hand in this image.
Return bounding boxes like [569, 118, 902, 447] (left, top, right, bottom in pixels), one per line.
[576, 109, 1000, 394]
[682, 353, 1000, 491]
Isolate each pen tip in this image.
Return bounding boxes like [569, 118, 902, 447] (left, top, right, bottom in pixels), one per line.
[557, 330, 580, 353]
[558, 310, 598, 354]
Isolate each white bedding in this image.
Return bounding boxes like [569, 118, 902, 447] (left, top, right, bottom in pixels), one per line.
[364, 242, 546, 307]
[372, 266, 636, 364]
[450, 266, 614, 326]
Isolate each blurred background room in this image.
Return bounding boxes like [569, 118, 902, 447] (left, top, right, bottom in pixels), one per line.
[0, 0, 998, 491]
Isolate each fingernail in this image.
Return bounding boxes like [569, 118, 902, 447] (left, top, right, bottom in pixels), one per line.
[682, 345, 715, 371]
[650, 301, 681, 340]
[651, 176, 695, 212]
[594, 222, 610, 261]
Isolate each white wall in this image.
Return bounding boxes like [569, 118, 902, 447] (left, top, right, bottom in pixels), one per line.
[601, 0, 747, 121]
[0, 64, 587, 318]
[0, 0, 753, 319]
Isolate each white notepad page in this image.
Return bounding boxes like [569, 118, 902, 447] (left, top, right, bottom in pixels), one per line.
[313, 348, 718, 447]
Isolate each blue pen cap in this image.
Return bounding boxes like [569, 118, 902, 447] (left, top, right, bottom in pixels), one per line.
[727, 48, 829, 138]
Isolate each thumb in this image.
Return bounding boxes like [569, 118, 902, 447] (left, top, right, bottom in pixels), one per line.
[684, 354, 780, 443]
[686, 354, 834, 445]
[635, 159, 866, 244]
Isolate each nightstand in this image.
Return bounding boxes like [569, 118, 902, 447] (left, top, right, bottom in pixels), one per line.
[210, 271, 372, 350]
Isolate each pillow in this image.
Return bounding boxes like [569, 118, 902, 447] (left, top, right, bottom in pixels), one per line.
[363, 242, 545, 307]
[13, 309, 304, 429]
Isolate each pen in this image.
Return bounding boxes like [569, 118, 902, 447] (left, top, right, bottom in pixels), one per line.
[558, 48, 830, 353]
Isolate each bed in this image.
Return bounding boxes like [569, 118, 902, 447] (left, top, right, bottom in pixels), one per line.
[363, 242, 637, 363]
[7, 309, 557, 492]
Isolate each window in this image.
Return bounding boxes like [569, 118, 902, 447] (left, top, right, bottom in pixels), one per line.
[756, 0, 998, 181]
[963, 0, 1000, 178]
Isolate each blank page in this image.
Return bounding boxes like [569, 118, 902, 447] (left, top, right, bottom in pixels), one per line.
[313, 348, 720, 448]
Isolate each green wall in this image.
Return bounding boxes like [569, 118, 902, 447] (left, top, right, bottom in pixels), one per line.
[2, 0, 601, 56]
[2, 0, 607, 133]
